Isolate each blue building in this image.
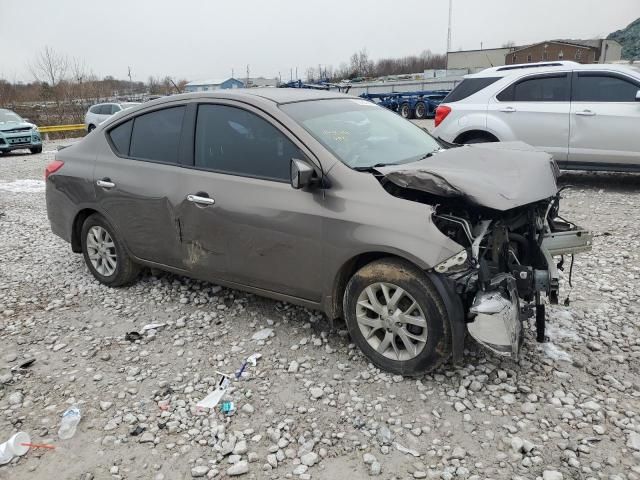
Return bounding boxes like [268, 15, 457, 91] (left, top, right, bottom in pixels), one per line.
[184, 78, 245, 92]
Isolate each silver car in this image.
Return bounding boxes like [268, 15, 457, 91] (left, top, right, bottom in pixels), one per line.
[433, 61, 640, 172]
[47, 89, 591, 375]
[84, 102, 140, 132]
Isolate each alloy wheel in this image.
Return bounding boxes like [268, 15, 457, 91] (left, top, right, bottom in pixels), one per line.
[355, 282, 428, 361]
[86, 226, 117, 276]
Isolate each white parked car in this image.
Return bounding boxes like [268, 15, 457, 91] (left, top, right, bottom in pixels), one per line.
[433, 61, 640, 172]
[84, 102, 140, 132]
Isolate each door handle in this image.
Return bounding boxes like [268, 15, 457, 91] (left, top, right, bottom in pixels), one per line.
[500, 106, 516, 113]
[187, 194, 215, 206]
[96, 178, 115, 189]
[575, 110, 596, 116]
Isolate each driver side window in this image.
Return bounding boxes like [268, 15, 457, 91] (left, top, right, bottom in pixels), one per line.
[194, 104, 303, 182]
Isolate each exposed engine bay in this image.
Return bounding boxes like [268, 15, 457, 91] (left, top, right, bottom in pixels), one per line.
[374, 143, 593, 359]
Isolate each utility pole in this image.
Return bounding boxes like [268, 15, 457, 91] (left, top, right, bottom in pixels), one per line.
[446, 0, 453, 68]
[232, 68, 234, 78]
[127, 66, 132, 96]
[246, 65, 249, 88]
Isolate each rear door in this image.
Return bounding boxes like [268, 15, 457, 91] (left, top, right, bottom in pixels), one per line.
[568, 70, 640, 168]
[487, 72, 571, 162]
[94, 104, 187, 267]
[178, 101, 325, 301]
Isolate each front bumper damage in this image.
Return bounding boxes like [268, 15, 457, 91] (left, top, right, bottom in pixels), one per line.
[431, 205, 592, 361]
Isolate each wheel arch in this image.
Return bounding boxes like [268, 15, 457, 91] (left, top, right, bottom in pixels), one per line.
[326, 252, 466, 365]
[71, 208, 98, 252]
[453, 129, 500, 144]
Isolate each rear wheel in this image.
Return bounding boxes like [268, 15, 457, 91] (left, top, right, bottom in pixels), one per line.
[81, 213, 139, 287]
[414, 102, 427, 119]
[343, 258, 450, 376]
[399, 103, 412, 119]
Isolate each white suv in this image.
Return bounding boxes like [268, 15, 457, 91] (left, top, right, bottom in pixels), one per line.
[433, 61, 640, 172]
[84, 102, 140, 132]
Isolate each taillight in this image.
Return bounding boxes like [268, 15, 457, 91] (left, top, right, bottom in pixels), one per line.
[45, 160, 64, 179]
[434, 105, 452, 127]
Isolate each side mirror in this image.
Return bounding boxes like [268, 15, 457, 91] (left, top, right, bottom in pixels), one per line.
[636, 90, 640, 102]
[23, 118, 33, 124]
[290, 158, 316, 189]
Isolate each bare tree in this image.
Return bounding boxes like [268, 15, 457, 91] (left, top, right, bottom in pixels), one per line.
[502, 41, 516, 48]
[30, 46, 69, 87]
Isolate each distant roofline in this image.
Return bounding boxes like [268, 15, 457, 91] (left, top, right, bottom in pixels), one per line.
[447, 46, 520, 55]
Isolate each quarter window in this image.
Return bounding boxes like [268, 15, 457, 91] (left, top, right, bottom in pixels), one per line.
[98, 105, 111, 115]
[108, 119, 133, 155]
[194, 104, 302, 181]
[573, 73, 639, 102]
[497, 74, 569, 102]
[110, 104, 121, 114]
[443, 77, 501, 103]
[129, 106, 185, 163]
[90, 105, 101, 114]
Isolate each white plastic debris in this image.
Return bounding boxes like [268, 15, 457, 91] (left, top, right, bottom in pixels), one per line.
[141, 323, 166, 331]
[0, 431, 31, 465]
[246, 353, 261, 366]
[394, 442, 420, 457]
[196, 373, 231, 410]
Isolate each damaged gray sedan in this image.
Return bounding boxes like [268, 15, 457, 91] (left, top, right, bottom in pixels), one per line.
[45, 89, 592, 375]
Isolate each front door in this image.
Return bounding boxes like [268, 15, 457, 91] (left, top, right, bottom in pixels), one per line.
[487, 72, 571, 162]
[568, 70, 640, 168]
[94, 105, 187, 268]
[178, 102, 324, 301]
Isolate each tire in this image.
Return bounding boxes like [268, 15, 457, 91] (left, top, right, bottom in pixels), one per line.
[414, 102, 427, 119]
[81, 213, 140, 287]
[88, 124, 96, 133]
[462, 135, 496, 145]
[399, 103, 412, 119]
[30, 146, 43, 154]
[343, 257, 451, 376]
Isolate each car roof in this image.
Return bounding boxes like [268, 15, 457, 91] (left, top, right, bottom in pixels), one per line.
[467, 61, 640, 79]
[144, 88, 351, 107]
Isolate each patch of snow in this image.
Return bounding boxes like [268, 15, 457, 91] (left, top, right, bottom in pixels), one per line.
[542, 342, 572, 362]
[0, 179, 45, 193]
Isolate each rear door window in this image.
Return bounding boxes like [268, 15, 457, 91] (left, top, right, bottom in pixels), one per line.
[129, 106, 185, 163]
[497, 74, 570, 102]
[108, 119, 133, 155]
[194, 104, 302, 181]
[572, 72, 640, 102]
[443, 77, 501, 102]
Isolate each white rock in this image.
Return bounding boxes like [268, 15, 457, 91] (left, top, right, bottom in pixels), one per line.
[627, 432, 640, 451]
[363, 453, 376, 465]
[191, 466, 209, 477]
[227, 461, 249, 476]
[542, 470, 563, 480]
[309, 387, 324, 399]
[300, 452, 318, 467]
[233, 440, 248, 455]
[252, 328, 273, 341]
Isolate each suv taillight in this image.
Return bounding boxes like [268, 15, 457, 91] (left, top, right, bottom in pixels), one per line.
[434, 105, 452, 127]
[45, 160, 64, 179]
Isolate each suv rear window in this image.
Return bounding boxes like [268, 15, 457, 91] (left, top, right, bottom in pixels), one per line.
[443, 77, 500, 102]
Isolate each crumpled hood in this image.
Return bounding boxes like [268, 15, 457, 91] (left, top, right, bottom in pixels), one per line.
[376, 141, 559, 211]
[0, 121, 35, 132]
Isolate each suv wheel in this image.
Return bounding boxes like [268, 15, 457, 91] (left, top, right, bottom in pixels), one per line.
[343, 258, 450, 376]
[30, 146, 43, 154]
[81, 213, 139, 287]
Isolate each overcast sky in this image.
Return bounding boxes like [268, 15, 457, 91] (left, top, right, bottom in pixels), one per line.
[1, 0, 639, 83]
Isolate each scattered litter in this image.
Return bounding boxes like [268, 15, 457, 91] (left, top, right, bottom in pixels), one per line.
[0, 179, 45, 193]
[542, 342, 572, 362]
[58, 406, 81, 440]
[130, 426, 146, 436]
[141, 323, 166, 332]
[125, 331, 142, 342]
[0, 432, 31, 465]
[19, 442, 55, 450]
[220, 401, 235, 416]
[196, 372, 232, 410]
[11, 358, 36, 372]
[394, 442, 420, 457]
[235, 353, 262, 379]
[251, 328, 273, 341]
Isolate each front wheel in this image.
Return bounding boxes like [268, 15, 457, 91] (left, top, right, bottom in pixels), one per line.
[81, 213, 139, 287]
[343, 258, 450, 376]
[30, 146, 43, 154]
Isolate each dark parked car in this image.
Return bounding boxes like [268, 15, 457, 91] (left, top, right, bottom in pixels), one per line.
[45, 89, 591, 375]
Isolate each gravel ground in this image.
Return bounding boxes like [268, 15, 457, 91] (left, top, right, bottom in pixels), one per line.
[1, 139, 639, 480]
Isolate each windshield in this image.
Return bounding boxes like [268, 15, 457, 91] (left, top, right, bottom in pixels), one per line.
[0, 110, 24, 124]
[280, 98, 441, 169]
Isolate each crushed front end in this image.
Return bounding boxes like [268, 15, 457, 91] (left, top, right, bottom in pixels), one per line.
[431, 192, 592, 359]
[375, 143, 593, 360]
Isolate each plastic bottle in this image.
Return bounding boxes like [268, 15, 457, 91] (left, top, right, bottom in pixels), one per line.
[58, 406, 81, 439]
